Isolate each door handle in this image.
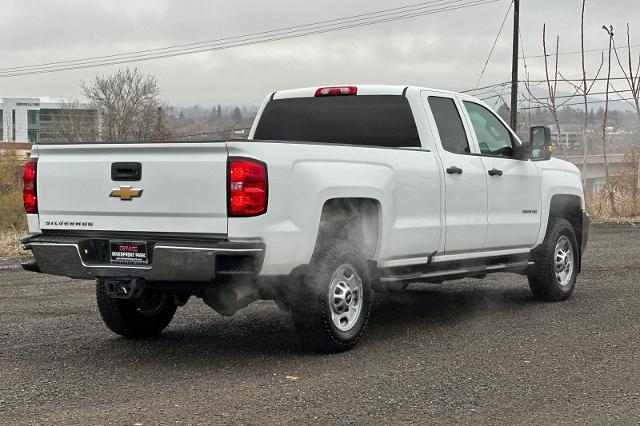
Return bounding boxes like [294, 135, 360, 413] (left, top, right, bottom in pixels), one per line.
[111, 162, 142, 181]
[488, 168, 503, 176]
[446, 166, 463, 175]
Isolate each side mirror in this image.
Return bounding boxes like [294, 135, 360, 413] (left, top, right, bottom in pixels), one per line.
[530, 126, 552, 160]
[513, 140, 532, 160]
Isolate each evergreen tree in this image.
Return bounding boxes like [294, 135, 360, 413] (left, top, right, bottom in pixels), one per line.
[232, 106, 242, 123]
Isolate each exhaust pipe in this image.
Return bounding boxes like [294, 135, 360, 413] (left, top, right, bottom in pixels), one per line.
[203, 281, 259, 316]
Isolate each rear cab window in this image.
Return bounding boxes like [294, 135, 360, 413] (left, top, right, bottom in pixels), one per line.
[253, 95, 421, 148]
[427, 96, 470, 155]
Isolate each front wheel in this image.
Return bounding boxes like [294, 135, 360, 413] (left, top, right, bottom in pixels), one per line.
[528, 217, 579, 302]
[292, 240, 372, 353]
[96, 280, 177, 338]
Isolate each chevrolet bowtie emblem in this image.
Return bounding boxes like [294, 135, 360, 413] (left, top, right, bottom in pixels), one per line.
[110, 186, 143, 201]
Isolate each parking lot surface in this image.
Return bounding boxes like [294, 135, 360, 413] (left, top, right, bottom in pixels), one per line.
[1, 224, 639, 424]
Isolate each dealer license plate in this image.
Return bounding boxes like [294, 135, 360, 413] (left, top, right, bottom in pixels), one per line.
[109, 241, 148, 265]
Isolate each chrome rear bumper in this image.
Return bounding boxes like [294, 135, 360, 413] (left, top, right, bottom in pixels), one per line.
[21, 233, 265, 282]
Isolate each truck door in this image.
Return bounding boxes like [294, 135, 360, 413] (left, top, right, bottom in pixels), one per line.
[460, 100, 541, 249]
[422, 93, 488, 253]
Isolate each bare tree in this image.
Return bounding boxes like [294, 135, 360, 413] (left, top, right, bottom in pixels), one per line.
[524, 24, 568, 159]
[81, 68, 171, 141]
[46, 100, 98, 143]
[553, 0, 603, 191]
[544, 30, 568, 160]
[612, 24, 640, 125]
[612, 24, 640, 211]
[600, 25, 615, 213]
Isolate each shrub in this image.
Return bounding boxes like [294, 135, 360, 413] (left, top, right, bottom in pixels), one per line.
[588, 144, 640, 221]
[0, 153, 27, 257]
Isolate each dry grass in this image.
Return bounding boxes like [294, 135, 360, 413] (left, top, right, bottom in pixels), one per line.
[587, 144, 640, 223]
[0, 154, 28, 258]
[0, 228, 26, 258]
[587, 182, 640, 224]
[588, 197, 640, 223]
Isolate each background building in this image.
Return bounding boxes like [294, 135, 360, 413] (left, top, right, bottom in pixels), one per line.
[0, 97, 97, 143]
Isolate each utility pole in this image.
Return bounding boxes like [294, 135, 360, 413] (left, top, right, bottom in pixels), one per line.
[510, 0, 520, 131]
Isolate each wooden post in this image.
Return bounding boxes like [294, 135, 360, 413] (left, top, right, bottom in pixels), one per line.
[509, 0, 520, 131]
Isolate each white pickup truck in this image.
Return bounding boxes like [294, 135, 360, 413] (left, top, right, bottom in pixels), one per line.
[21, 85, 589, 352]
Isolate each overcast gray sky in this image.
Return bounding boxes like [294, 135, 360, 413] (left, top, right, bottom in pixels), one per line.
[1, 0, 638, 106]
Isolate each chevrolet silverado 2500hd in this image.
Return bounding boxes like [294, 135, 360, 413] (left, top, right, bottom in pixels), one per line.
[21, 85, 589, 352]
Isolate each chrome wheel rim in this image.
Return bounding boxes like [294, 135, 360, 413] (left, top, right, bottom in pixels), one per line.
[328, 264, 363, 332]
[554, 236, 574, 287]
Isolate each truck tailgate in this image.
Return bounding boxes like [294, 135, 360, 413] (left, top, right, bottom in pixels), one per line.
[35, 142, 229, 235]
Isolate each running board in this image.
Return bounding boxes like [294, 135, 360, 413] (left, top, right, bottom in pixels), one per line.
[379, 260, 534, 284]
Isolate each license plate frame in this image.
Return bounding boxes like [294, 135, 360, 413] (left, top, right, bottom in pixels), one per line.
[109, 241, 148, 265]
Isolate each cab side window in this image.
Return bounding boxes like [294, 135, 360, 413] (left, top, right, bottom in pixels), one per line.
[428, 96, 470, 155]
[463, 101, 514, 157]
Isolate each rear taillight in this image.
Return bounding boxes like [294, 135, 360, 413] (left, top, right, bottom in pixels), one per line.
[315, 86, 357, 97]
[23, 158, 38, 214]
[228, 158, 267, 217]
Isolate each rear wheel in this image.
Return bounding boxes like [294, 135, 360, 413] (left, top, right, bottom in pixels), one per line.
[528, 217, 579, 302]
[292, 240, 372, 353]
[96, 279, 177, 337]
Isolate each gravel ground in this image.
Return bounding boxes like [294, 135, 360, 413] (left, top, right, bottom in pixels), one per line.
[0, 224, 639, 425]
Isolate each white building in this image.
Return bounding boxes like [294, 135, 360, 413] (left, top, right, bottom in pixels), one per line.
[1, 97, 96, 143]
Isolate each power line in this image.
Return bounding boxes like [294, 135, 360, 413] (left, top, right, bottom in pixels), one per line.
[463, 76, 631, 96]
[0, 0, 477, 73]
[0, 0, 504, 78]
[520, 88, 633, 103]
[469, 76, 632, 98]
[469, 85, 510, 97]
[495, 78, 512, 106]
[522, 76, 632, 84]
[520, 96, 637, 110]
[461, 80, 511, 93]
[474, 0, 513, 89]
[460, 77, 627, 100]
[1, 0, 501, 77]
[484, 87, 634, 101]
[519, 26, 529, 83]
[520, 43, 640, 60]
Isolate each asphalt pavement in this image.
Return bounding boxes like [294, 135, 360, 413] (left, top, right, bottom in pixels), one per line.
[1, 224, 639, 425]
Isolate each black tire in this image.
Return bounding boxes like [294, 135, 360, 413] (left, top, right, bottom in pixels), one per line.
[292, 240, 372, 353]
[96, 280, 177, 338]
[528, 217, 579, 302]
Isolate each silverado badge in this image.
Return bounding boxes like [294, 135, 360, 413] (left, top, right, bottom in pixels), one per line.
[110, 186, 143, 201]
